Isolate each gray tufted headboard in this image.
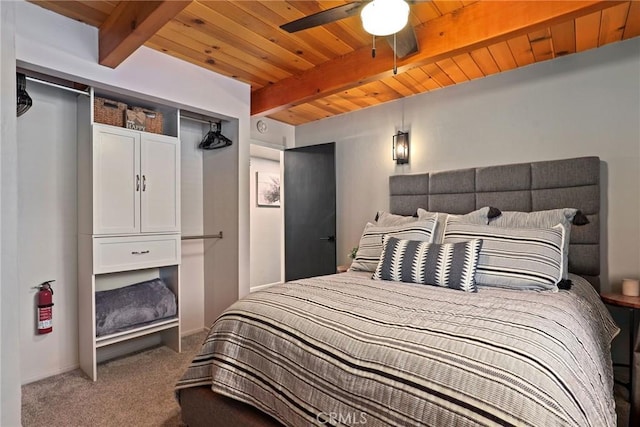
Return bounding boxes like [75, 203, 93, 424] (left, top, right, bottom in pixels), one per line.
[389, 157, 601, 290]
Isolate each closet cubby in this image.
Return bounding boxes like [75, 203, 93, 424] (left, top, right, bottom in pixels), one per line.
[91, 88, 179, 138]
[94, 267, 179, 347]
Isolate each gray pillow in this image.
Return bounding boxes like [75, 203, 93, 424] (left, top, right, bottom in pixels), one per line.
[418, 206, 501, 243]
[349, 217, 438, 272]
[488, 208, 579, 279]
[489, 208, 578, 228]
[375, 211, 420, 226]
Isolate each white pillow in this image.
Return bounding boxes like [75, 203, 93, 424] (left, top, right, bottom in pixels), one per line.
[349, 216, 438, 272]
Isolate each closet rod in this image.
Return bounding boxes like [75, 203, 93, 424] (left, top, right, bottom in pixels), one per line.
[180, 115, 222, 126]
[25, 76, 90, 96]
[181, 231, 223, 240]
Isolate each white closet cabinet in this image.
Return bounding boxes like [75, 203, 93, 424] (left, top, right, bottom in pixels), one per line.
[78, 99, 182, 381]
[93, 124, 180, 235]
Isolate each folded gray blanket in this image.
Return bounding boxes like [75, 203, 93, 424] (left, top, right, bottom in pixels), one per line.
[95, 278, 177, 337]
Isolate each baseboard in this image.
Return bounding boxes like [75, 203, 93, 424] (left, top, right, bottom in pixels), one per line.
[22, 362, 80, 385]
[250, 281, 282, 293]
[22, 329, 208, 385]
[97, 334, 162, 363]
[181, 327, 209, 337]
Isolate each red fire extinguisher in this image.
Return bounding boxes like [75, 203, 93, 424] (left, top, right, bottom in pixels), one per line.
[36, 280, 54, 334]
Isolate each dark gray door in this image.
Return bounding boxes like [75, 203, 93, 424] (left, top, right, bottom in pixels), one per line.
[284, 142, 336, 281]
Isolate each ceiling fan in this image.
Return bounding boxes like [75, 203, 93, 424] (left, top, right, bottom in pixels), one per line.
[280, 0, 419, 61]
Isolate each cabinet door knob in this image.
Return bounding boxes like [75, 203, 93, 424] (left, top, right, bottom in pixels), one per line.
[136, 174, 140, 191]
[131, 250, 150, 255]
[142, 175, 146, 191]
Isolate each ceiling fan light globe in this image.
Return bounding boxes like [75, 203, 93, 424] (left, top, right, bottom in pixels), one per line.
[361, 0, 410, 37]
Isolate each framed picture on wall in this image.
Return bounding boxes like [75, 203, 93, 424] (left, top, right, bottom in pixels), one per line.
[256, 171, 280, 207]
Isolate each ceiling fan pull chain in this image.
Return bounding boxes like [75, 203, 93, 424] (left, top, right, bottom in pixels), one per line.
[372, 35, 376, 58]
[393, 33, 398, 75]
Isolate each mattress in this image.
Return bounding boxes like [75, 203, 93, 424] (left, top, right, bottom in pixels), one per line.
[176, 271, 618, 427]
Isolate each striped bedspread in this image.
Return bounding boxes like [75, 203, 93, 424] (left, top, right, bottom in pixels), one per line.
[176, 272, 619, 427]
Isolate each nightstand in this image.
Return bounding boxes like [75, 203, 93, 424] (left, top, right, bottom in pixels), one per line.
[601, 293, 640, 426]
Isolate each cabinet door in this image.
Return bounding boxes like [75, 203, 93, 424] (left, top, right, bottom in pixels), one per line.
[93, 125, 141, 235]
[140, 133, 180, 233]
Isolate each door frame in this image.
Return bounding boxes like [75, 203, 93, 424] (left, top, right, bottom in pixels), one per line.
[249, 141, 286, 292]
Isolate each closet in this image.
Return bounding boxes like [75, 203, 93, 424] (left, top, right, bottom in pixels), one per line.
[17, 73, 241, 383]
[77, 90, 182, 381]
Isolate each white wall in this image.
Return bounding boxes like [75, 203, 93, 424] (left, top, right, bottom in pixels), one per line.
[17, 83, 79, 384]
[248, 117, 292, 292]
[8, 0, 251, 384]
[1, 1, 22, 423]
[250, 156, 282, 288]
[202, 120, 241, 325]
[250, 117, 295, 149]
[296, 38, 640, 292]
[179, 119, 205, 335]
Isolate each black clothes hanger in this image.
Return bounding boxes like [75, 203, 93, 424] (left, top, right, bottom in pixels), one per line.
[198, 122, 233, 150]
[17, 73, 33, 117]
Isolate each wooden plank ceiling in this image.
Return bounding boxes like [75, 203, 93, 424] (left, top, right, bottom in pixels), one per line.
[30, 1, 640, 125]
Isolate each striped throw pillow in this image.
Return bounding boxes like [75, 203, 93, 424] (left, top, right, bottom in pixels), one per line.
[443, 216, 565, 291]
[349, 217, 438, 272]
[373, 236, 482, 292]
[487, 208, 583, 279]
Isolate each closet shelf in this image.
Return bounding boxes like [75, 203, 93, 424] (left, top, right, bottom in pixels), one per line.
[95, 317, 179, 348]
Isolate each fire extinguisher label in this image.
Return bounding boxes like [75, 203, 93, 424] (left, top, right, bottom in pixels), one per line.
[38, 307, 52, 329]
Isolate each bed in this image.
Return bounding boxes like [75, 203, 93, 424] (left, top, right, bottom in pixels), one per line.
[176, 156, 619, 427]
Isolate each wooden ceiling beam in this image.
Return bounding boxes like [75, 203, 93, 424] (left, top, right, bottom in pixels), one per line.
[251, 1, 623, 116]
[99, 0, 192, 68]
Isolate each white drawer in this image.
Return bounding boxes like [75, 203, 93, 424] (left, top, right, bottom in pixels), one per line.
[93, 235, 180, 274]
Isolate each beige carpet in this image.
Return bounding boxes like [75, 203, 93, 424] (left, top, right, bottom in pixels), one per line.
[22, 331, 207, 427]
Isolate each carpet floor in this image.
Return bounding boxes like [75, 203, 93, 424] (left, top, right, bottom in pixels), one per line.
[22, 331, 207, 427]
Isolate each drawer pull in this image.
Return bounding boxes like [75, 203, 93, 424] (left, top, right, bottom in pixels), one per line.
[131, 250, 150, 255]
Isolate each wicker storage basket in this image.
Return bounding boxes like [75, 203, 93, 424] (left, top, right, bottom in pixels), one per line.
[131, 107, 163, 134]
[94, 97, 127, 127]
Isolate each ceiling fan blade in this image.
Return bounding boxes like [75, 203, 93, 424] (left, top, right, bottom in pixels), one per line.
[386, 24, 418, 59]
[280, 2, 365, 33]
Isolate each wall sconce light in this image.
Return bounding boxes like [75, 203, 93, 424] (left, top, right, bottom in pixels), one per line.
[393, 131, 409, 164]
